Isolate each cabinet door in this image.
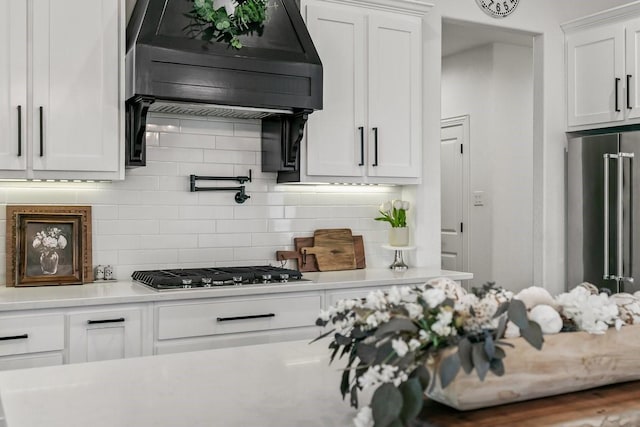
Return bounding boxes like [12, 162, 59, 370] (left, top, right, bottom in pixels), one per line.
[367, 13, 421, 178]
[68, 308, 143, 363]
[31, 0, 120, 173]
[304, 2, 366, 177]
[567, 23, 625, 127]
[0, 1, 27, 171]
[626, 18, 640, 120]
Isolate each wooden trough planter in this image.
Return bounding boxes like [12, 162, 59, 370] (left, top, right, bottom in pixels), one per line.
[427, 324, 640, 410]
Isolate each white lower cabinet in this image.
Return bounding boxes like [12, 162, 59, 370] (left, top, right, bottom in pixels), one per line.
[154, 293, 323, 354]
[67, 306, 148, 363]
[0, 312, 64, 371]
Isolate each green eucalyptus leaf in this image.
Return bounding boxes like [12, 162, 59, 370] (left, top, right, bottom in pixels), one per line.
[371, 383, 403, 427]
[350, 384, 359, 408]
[520, 320, 544, 350]
[483, 333, 495, 360]
[507, 299, 529, 330]
[493, 346, 506, 359]
[329, 345, 340, 364]
[495, 340, 515, 348]
[494, 315, 508, 340]
[399, 378, 424, 425]
[373, 341, 394, 365]
[493, 301, 510, 318]
[409, 365, 431, 391]
[356, 343, 377, 365]
[439, 353, 461, 389]
[471, 342, 490, 381]
[457, 337, 474, 374]
[489, 358, 505, 376]
[334, 333, 351, 346]
[374, 318, 418, 339]
[340, 369, 350, 399]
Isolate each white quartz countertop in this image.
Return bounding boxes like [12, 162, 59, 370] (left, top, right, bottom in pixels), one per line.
[0, 340, 363, 427]
[0, 268, 472, 311]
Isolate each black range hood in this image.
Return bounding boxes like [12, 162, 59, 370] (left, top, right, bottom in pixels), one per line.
[125, 0, 322, 170]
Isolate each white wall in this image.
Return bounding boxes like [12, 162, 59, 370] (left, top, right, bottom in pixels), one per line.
[414, 0, 633, 295]
[441, 42, 533, 291]
[0, 115, 401, 281]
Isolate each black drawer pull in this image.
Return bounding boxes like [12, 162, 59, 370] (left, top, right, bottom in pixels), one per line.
[17, 105, 22, 157]
[87, 317, 125, 325]
[217, 313, 275, 322]
[615, 78, 621, 112]
[0, 334, 28, 341]
[39, 106, 44, 156]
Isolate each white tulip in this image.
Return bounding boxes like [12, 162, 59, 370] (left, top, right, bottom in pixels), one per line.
[381, 201, 392, 212]
[392, 200, 403, 210]
[401, 201, 410, 211]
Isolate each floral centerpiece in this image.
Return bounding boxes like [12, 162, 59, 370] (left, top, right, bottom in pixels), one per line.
[187, 0, 269, 49]
[314, 279, 640, 426]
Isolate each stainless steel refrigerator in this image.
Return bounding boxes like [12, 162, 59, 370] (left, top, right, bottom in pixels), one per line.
[567, 130, 640, 294]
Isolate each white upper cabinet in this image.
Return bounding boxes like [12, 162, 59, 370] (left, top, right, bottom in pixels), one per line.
[0, 1, 27, 171]
[0, 0, 124, 180]
[564, 4, 640, 130]
[301, 0, 428, 184]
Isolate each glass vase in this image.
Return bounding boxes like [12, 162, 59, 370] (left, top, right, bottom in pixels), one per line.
[389, 227, 409, 247]
[40, 250, 59, 275]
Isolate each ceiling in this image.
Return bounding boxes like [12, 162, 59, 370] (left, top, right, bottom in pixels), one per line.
[442, 19, 534, 57]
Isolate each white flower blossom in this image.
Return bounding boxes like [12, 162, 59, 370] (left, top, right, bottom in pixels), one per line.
[408, 338, 421, 351]
[422, 288, 446, 308]
[431, 309, 456, 337]
[386, 286, 401, 305]
[392, 338, 409, 357]
[555, 287, 620, 334]
[399, 286, 417, 303]
[318, 309, 331, 322]
[353, 407, 373, 427]
[401, 201, 410, 211]
[381, 201, 392, 212]
[357, 365, 408, 390]
[405, 303, 424, 320]
[392, 199, 403, 210]
[364, 290, 387, 310]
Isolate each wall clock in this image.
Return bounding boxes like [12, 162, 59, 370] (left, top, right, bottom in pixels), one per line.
[475, 0, 520, 18]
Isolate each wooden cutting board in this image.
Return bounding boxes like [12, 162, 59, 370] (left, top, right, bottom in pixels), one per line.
[276, 230, 366, 272]
[300, 229, 356, 271]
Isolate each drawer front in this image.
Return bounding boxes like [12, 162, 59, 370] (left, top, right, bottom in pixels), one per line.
[0, 314, 64, 357]
[157, 294, 322, 340]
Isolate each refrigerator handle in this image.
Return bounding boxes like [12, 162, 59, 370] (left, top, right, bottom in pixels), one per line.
[619, 152, 635, 287]
[604, 153, 611, 281]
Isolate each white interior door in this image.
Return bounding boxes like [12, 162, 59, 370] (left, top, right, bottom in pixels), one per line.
[441, 116, 469, 272]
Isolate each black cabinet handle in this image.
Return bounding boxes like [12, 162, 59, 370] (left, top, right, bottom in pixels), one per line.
[39, 106, 44, 156]
[87, 317, 125, 325]
[217, 313, 275, 322]
[17, 105, 22, 157]
[358, 126, 364, 166]
[0, 334, 28, 341]
[615, 78, 621, 112]
[372, 127, 379, 167]
[628, 74, 633, 110]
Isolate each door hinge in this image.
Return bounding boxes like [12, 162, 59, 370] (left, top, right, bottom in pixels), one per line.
[460, 222, 464, 233]
[460, 144, 463, 154]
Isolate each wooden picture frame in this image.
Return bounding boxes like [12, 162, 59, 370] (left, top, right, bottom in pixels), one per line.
[6, 206, 92, 287]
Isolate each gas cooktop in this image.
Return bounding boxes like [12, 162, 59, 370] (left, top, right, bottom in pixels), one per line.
[131, 266, 306, 291]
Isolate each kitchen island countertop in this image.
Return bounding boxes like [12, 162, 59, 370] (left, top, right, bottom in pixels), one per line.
[0, 268, 472, 311]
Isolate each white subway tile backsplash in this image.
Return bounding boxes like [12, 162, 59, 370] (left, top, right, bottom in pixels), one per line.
[217, 219, 268, 233]
[180, 118, 234, 136]
[215, 136, 260, 151]
[158, 220, 215, 235]
[178, 206, 234, 220]
[0, 115, 404, 283]
[178, 248, 235, 263]
[146, 146, 204, 163]
[160, 132, 216, 149]
[119, 249, 178, 265]
[203, 149, 256, 165]
[233, 122, 261, 137]
[198, 233, 251, 248]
